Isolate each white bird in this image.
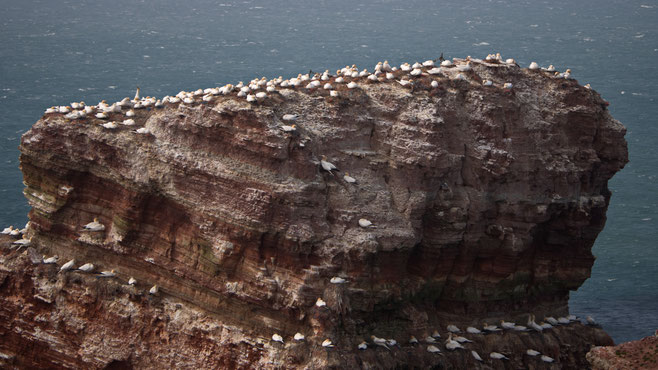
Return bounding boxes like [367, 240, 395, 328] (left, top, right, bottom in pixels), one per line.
[136, 127, 150, 134]
[102, 121, 118, 129]
[78, 263, 94, 272]
[272, 334, 284, 343]
[454, 335, 473, 343]
[410, 68, 422, 76]
[472, 350, 484, 362]
[447, 324, 461, 333]
[84, 218, 105, 232]
[513, 325, 529, 332]
[483, 323, 501, 332]
[96, 112, 108, 119]
[358, 218, 374, 228]
[586, 315, 598, 326]
[490, 352, 509, 360]
[545, 317, 558, 326]
[371, 336, 390, 350]
[409, 336, 419, 344]
[483, 80, 493, 86]
[431, 80, 439, 88]
[529, 62, 540, 70]
[322, 339, 334, 348]
[1, 226, 13, 234]
[126, 109, 135, 117]
[320, 155, 339, 173]
[255, 92, 267, 100]
[128, 277, 137, 285]
[358, 341, 368, 350]
[294, 333, 305, 341]
[528, 314, 543, 332]
[281, 124, 296, 133]
[330, 277, 347, 284]
[567, 314, 578, 321]
[11, 237, 31, 247]
[60, 259, 75, 272]
[121, 119, 135, 126]
[545, 65, 556, 72]
[315, 298, 327, 307]
[386, 339, 398, 347]
[246, 94, 256, 103]
[431, 330, 441, 338]
[445, 334, 464, 351]
[466, 327, 482, 334]
[557, 317, 570, 325]
[149, 285, 158, 295]
[540, 322, 553, 330]
[97, 269, 116, 277]
[526, 349, 541, 357]
[424, 336, 436, 343]
[347, 81, 358, 89]
[440, 60, 453, 67]
[9, 228, 21, 237]
[541, 355, 555, 363]
[427, 345, 441, 354]
[500, 320, 515, 330]
[134, 87, 140, 100]
[330, 90, 339, 97]
[43, 255, 58, 264]
[343, 172, 356, 183]
[503, 82, 513, 89]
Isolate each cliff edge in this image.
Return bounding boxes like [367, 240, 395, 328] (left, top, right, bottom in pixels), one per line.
[1, 56, 627, 369]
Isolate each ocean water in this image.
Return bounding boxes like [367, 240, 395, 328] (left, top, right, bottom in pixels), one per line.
[1, 0, 656, 343]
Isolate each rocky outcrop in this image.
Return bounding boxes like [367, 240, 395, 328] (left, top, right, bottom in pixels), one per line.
[587, 334, 658, 369]
[1, 56, 627, 369]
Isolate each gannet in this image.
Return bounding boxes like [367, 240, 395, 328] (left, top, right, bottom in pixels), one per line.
[431, 81, 439, 88]
[483, 80, 493, 86]
[134, 87, 140, 100]
[545, 65, 555, 72]
[557, 317, 570, 325]
[84, 218, 105, 232]
[431, 330, 441, 338]
[423, 60, 435, 67]
[12, 237, 31, 248]
[483, 323, 501, 332]
[343, 172, 356, 183]
[490, 352, 509, 360]
[545, 317, 558, 326]
[78, 263, 94, 272]
[386, 72, 394, 80]
[410, 68, 422, 76]
[540, 322, 553, 330]
[315, 298, 326, 307]
[358, 218, 374, 228]
[428, 67, 442, 75]
[136, 127, 150, 134]
[526, 349, 540, 356]
[2, 226, 13, 234]
[528, 314, 543, 332]
[371, 335, 390, 350]
[503, 82, 513, 89]
[330, 277, 347, 284]
[367, 74, 378, 82]
[382, 61, 392, 72]
[409, 336, 419, 344]
[324, 83, 333, 89]
[454, 335, 472, 343]
[330, 90, 339, 97]
[43, 255, 58, 264]
[266, 86, 276, 92]
[445, 334, 464, 350]
[128, 277, 137, 285]
[500, 320, 515, 330]
[427, 345, 441, 353]
[272, 334, 284, 343]
[202, 94, 213, 102]
[447, 324, 461, 333]
[466, 327, 482, 334]
[97, 269, 116, 277]
[586, 315, 598, 326]
[294, 333, 305, 341]
[121, 119, 135, 126]
[149, 285, 158, 295]
[281, 124, 296, 133]
[529, 62, 539, 70]
[541, 355, 555, 363]
[246, 94, 256, 103]
[513, 324, 528, 331]
[472, 350, 484, 362]
[60, 259, 75, 272]
[398, 79, 412, 87]
[335, 77, 344, 83]
[102, 121, 118, 129]
[400, 63, 411, 71]
[347, 81, 358, 89]
[96, 112, 108, 119]
[322, 339, 334, 348]
[584, 83, 591, 89]
[441, 60, 453, 67]
[454, 73, 466, 81]
[320, 155, 339, 173]
[255, 92, 267, 100]
[358, 341, 368, 350]
[505, 58, 516, 65]
[567, 314, 578, 321]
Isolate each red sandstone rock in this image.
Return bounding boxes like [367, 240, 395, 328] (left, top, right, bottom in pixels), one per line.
[587, 335, 658, 369]
[1, 57, 626, 368]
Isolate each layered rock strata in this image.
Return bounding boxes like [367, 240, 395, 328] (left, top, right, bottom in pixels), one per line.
[2, 56, 627, 369]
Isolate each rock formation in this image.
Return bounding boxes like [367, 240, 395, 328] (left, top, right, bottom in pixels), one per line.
[587, 334, 658, 369]
[1, 56, 627, 369]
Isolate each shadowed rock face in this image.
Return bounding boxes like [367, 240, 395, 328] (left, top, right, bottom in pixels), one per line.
[1, 57, 626, 368]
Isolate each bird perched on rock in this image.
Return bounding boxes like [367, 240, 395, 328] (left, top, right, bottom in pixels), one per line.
[78, 263, 94, 272]
[490, 352, 509, 360]
[431, 330, 441, 339]
[586, 315, 599, 327]
[97, 269, 116, 278]
[1, 226, 13, 234]
[128, 277, 137, 285]
[358, 218, 374, 228]
[445, 334, 464, 351]
[315, 298, 327, 307]
[427, 345, 441, 354]
[483, 322, 501, 332]
[11, 237, 31, 248]
[541, 355, 555, 363]
[371, 335, 390, 350]
[320, 155, 339, 174]
[447, 324, 461, 333]
[500, 320, 515, 330]
[322, 339, 334, 348]
[466, 327, 482, 334]
[43, 255, 58, 264]
[272, 334, 284, 343]
[343, 172, 357, 184]
[409, 336, 419, 344]
[83, 218, 105, 232]
[149, 285, 158, 295]
[526, 349, 541, 357]
[60, 259, 75, 272]
[358, 341, 368, 350]
[294, 333, 305, 341]
[330, 276, 347, 284]
[281, 124, 296, 133]
[472, 350, 484, 362]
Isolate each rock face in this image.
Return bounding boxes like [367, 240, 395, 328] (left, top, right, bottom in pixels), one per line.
[587, 335, 658, 369]
[1, 57, 627, 369]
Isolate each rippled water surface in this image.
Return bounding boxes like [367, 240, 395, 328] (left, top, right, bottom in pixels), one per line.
[1, 0, 656, 343]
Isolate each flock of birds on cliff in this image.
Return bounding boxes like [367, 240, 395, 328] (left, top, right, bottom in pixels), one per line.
[4, 53, 601, 366]
[40, 53, 586, 138]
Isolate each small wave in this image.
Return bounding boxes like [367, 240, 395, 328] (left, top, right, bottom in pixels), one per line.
[473, 42, 490, 46]
[640, 4, 654, 8]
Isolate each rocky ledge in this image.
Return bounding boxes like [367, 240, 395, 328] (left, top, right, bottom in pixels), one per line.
[1, 55, 627, 369]
[587, 334, 658, 369]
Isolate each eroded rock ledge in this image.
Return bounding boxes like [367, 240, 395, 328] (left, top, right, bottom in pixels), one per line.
[2, 56, 627, 369]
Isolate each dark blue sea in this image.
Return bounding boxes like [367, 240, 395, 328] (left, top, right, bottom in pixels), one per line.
[1, 0, 656, 343]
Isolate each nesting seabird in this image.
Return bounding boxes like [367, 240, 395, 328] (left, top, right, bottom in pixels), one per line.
[1, 226, 13, 234]
[59, 259, 76, 272]
[281, 124, 296, 133]
[483, 80, 493, 86]
[11, 237, 31, 248]
[503, 82, 513, 90]
[128, 277, 137, 285]
[121, 119, 135, 126]
[466, 327, 482, 334]
[294, 333, 305, 341]
[78, 263, 94, 272]
[322, 339, 334, 348]
[409, 336, 419, 344]
[330, 276, 347, 284]
[424, 335, 436, 343]
[490, 352, 509, 360]
[541, 355, 555, 363]
[272, 333, 284, 343]
[320, 155, 339, 174]
[447, 324, 461, 333]
[358, 218, 374, 228]
[330, 90, 339, 97]
[431, 330, 441, 338]
[431, 80, 439, 88]
[453, 335, 473, 343]
[102, 121, 118, 129]
[371, 335, 390, 350]
[586, 315, 599, 326]
[529, 62, 540, 70]
[445, 334, 464, 350]
[43, 255, 58, 264]
[427, 345, 441, 354]
[134, 87, 140, 100]
[526, 349, 541, 357]
[149, 285, 158, 295]
[528, 314, 543, 332]
[500, 320, 515, 330]
[343, 172, 356, 184]
[545, 316, 558, 326]
[557, 317, 570, 325]
[97, 269, 116, 278]
[315, 298, 327, 307]
[358, 341, 368, 350]
[84, 218, 105, 232]
[472, 350, 484, 362]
